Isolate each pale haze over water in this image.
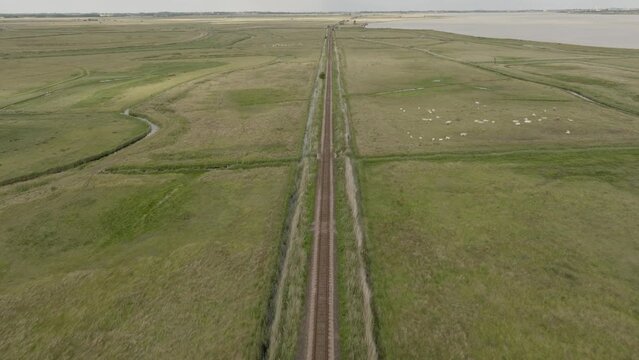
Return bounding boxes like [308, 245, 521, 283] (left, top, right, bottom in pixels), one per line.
[369, 13, 639, 49]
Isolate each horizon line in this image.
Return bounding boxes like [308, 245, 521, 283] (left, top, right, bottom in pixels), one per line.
[1, 8, 639, 16]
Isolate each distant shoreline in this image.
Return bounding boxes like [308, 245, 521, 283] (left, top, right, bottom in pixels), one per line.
[368, 12, 639, 49]
[1, 9, 638, 18]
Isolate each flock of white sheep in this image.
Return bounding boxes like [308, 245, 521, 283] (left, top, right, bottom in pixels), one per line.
[398, 101, 574, 144]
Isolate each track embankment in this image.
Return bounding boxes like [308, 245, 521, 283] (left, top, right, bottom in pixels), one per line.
[302, 27, 337, 360]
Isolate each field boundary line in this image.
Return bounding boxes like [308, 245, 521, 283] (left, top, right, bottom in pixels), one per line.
[104, 157, 296, 175]
[360, 145, 639, 165]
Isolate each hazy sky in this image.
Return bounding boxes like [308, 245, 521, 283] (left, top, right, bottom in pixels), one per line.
[1, 0, 637, 13]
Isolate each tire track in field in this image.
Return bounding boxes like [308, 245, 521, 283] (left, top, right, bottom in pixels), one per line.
[0, 67, 89, 110]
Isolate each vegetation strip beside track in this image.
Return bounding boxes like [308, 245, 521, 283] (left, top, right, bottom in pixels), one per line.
[265, 29, 327, 360]
[334, 32, 379, 360]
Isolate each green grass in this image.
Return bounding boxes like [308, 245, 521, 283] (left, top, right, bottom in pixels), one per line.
[335, 25, 639, 358]
[0, 167, 292, 358]
[334, 31, 639, 157]
[69, 60, 226, 109]
[4, 14, 639, 358]
[335, 157, 370, 359]
[125, 59, 318, 166]
[360, 151, 639, 358]
[0, 16, 332, 358]
[265, 34, 326, 359]
[228, 88, 295, 107]
[383, 29, 639, 115]
[333, 47, 372, 358]
[0, 112, 147, 184]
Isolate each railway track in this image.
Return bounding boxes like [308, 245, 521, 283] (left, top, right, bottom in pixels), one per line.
[303, 27, 337, 360]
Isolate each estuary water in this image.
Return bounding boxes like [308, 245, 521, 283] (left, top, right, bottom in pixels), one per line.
[368, 13, 639, 49]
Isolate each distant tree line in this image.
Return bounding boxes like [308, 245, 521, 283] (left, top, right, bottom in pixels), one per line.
[0, 13, 101, 18]
[2, 9, 637, 19]
[0, 12, 352, 18]
[558, 9, 639, 14]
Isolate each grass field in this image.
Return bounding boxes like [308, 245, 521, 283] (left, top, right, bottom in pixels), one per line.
[0, 15, 333, 358]
[335, 25, 639, 358]
[128, 57, 317, 165]
[361, 151, 639, 358]
[0, 168, 292, 358]
[0, 112, 147, 183]
[336, 30, 639, 157]
[2, 13, 639, 359]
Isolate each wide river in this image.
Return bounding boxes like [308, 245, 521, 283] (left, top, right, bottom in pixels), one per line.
[368, 13, 639, 49]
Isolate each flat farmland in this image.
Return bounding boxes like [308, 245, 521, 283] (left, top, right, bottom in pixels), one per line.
[126, 57, 317, 166]
[3, 13, 639, 359]
[0, 16, 333, 358]
[0, 168, 292, 358]
[359, 152, 639, 358]
[0, 112, 147, 184]
[336, 30, 639, 157]
[334, 26, 639, 358]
